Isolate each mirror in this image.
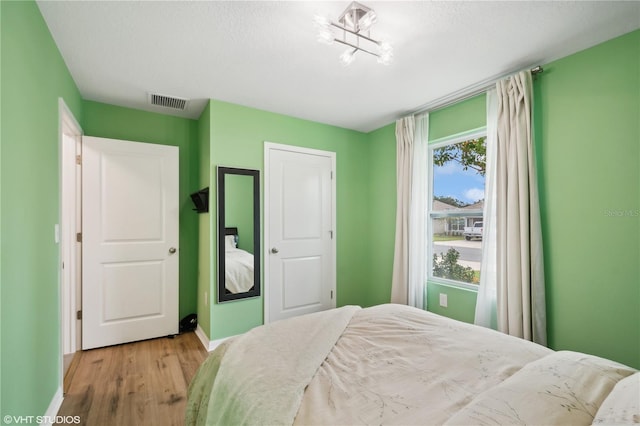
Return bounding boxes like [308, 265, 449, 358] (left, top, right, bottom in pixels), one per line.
[217, 166, 260, 302]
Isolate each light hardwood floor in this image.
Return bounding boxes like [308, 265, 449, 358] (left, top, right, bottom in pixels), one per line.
[57, 332, 208, 426]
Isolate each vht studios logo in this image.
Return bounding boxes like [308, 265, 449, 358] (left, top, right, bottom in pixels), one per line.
[3, 415, 81, 424]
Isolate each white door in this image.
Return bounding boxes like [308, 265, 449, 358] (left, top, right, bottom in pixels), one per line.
[82, 136, 179, 350]
[265, 143, 336, 323]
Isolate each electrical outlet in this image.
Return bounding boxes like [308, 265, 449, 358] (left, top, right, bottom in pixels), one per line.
[439, 293, 448, 308]
[204, 291, 208, 306]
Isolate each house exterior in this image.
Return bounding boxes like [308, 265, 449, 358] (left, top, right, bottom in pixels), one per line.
[432, 200, 483, 236]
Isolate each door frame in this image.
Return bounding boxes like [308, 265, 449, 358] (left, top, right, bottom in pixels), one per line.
[58, 98, 83, 385]
[263, 142, 337, 324]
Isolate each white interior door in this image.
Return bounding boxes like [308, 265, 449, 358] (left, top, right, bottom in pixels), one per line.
[265, 143, 336, 323]
[82, 136, 179, 350]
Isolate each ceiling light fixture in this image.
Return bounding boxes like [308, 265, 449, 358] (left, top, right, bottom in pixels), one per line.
[315, 1, 393, 66]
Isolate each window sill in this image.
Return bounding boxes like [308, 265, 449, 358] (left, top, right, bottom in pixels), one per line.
[428, 277, 479, 292]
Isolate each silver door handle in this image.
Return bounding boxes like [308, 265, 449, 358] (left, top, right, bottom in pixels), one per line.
[271, 247, 279, 254]
[169, 247, 177, 254]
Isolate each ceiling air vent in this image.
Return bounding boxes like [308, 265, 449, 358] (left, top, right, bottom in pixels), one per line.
[148, 93, 189, 110]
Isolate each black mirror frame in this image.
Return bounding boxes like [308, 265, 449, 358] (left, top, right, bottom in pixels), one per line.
[217, 166, 261, 303]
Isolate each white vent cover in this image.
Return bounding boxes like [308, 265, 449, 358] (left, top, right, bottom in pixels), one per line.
[148, 93, 189, 110]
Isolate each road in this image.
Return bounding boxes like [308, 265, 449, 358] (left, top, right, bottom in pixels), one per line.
[433, 240, 482, 269]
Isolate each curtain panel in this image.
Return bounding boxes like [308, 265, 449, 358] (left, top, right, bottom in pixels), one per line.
[475, 71, 547, 345]
[475, 89, 499, 330]
[391, 114, 429, 309]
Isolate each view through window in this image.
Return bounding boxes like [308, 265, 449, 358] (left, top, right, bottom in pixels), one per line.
[429, 134, 486, 287]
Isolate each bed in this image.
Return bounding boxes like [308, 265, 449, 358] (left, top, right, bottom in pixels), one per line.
[186, 304, 639, 425]
[224, 227, 254, 294]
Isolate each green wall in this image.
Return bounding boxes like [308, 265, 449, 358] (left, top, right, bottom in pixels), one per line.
[1, 0, 83, 417]
[535, 30, 639, 368]
[365, 31, 640, 368]
[82, 101, 200, 320]
[204, 100, 370, 340]
[365, 123, 397, 307]
[197, 102, 212, 338]
[429, 94, 487, 141]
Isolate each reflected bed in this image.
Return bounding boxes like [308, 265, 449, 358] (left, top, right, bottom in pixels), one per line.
[223, 228, 254, 294]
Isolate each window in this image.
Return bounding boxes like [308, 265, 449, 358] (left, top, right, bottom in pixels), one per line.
[428, 130, 486, 289]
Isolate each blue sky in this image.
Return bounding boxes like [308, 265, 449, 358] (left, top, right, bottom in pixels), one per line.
[433, 160, 485, 204]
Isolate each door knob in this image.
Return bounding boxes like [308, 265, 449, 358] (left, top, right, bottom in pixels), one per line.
[271, 247, 279, 254]
[169, 247, 177, 254]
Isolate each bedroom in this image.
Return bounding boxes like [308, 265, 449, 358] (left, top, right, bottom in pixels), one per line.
[1, 0, 638, 423]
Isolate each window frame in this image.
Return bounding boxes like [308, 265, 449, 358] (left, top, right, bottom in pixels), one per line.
[427, 127, 487, 291]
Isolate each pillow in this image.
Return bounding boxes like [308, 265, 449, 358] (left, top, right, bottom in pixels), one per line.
[593, 372, 640, 424]
[225, 235, 237, 251]
[445, 351, 636, 426]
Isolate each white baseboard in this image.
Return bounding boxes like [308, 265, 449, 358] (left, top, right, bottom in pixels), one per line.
[194, 324, 211, 350]
[195, 324, 233, 352]
[39, 386, 63, 426]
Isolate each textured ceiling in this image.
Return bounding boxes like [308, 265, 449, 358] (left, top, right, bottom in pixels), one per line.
[37, 1, 640, 132]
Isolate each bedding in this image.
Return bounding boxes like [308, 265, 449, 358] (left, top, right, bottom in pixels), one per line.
[186, 304, 639, 425]
[224, 246, 254, 294]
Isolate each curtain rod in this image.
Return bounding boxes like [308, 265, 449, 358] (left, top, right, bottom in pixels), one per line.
[407, 65, 544, 117]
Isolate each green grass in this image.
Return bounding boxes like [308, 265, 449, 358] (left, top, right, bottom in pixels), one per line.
[433, 234, 465, 242]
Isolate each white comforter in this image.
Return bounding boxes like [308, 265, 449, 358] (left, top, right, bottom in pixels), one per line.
[224, 248, 254, 293]
[186, 304, 639, 425]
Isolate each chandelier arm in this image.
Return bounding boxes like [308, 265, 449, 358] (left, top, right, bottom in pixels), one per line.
[334, 38, 380, 57]
[329, 21, 381, 45]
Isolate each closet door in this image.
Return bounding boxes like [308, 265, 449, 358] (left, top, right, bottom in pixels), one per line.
[265, 143, 336, 323]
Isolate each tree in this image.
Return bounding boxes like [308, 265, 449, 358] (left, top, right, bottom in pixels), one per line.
[433, 137, 486, 176]
[433, 248, 476, 284]
[434, 195, 468, 208]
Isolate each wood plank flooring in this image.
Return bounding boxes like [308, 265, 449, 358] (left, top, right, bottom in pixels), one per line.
[56, 332, 208, 426]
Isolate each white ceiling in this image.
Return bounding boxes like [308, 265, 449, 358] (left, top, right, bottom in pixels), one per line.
[37, 1, 640, 133]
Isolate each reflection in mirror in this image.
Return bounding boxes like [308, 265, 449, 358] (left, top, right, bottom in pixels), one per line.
[217, 167, 260, 302]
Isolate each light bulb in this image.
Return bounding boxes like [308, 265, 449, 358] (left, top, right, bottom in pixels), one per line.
[377, 51, 393, 65]
[340, 48, 356, 66]
[317, 29, 335, 45]
[377, 41, 393, 65]
[314, 14, 334, 45]
[313, 15, 331, 28]
[378, 41, 392, 53]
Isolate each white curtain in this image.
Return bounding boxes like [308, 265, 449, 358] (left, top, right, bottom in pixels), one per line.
[475, 71, 547, 345]
[391, 114, 429, 308]
[475, 89, 498, 330]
